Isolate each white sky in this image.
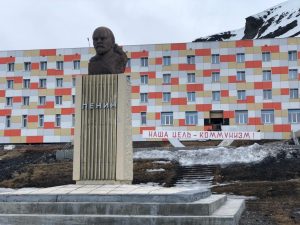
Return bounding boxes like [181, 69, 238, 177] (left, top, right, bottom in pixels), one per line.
[0, 0, 286, 50]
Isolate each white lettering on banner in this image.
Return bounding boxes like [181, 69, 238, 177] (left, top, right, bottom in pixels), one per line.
[143, 131, 261, 140]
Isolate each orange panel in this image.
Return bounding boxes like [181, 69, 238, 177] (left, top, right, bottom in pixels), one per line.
[245, 61, 262, 68]
[261, 45, 280, 53]
[26, 136, 43, 143]
[246, 96, 255, 103]
[254, 82, 272, 89]
[55, 88, 72, 96]
[195, 49, 211, 56]
[155, 58, 162, 65]
[179, 119, 185, 126]
[155, 112, 160, 120]
[187, 84, 203, 92]
[263, 102, 281, 110]
[196, 104, 212, 112]
[131, 51, 149, 59]
[28, 115, 38, 122]
[171, 43, 186, 51]
[221, 90, 229, 97]
[0, 57, 15, 64]
[273, 124, 291, 132]
[281, 88, 289, 95]
[220, 55, 236, 62]
[31, 63, 39, 70]
[30, 83, 39, 89]
[47, 69, 64, 76]
[228, 76, 236, 83]
[178, 64, 195, 71]
[44, 122, 55, 129]
[148, 92, 162, 99]
[64, 54, 81, 62]
[37, 102, 54, 109]
[248, 117, 262, 125]
[131, 86, 140, 93]
[13, 96, 22, 103]
[203, 69, 220, 77]
[140, 126, 156, 134]
[131, 105, 147, 113]
[223, 111, 234, 118]
[0, 109, 12, 116]
[140, 72, 156, 79]
[7, 76, 22, 83]
[61, 108, 75, 115]
[71, 128, 74, 135]
[0, 90, 5, 97]
[204, 125, 213, 131]
[237, 100, 247, 104]
[171, 77, 179, 85]
[171, 98, 187, 105]
[125, 67, 131, 73]
[40, 49, 56, 56]
[271, 66, 289, 74]
[4, 129, 21, 136]
[236, 40, 253, 47]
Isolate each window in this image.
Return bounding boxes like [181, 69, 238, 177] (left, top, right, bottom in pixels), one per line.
[262, 52, 271, 62]
[141, 57, 148, 67]
[187, 92, 195, 102]
[56, 78, 63, 87]
[7, 63, 14, 72]
[237, 71, 245, 81]
[23, 79, 30, 89]
[161, 112, 173, 125]
[263, 90, 272, 100]
[55, 114, 61, 127]
[73, 60, 80, 70]
[39, 78, 47, 88]
[163, 92, 171, 102]
[7, 80, 14, 89]
[288, 51, 297, 61]
[24, 62, 31, 71]
[72, 95, 75, 104]
[187, 55, 195, 64]
[38, 115, 44, 127]
[235, 110, 248, 124]
[288, 109, 300, 123]
[261, 110, 274, 124]
[141, 112, 147, 125]
[212, 91, 220, 101]
[126, 58, 131, 68]
[22, 115, 28, 128]
[212, 54, 220, 64]
[163, 56, 171, 66]
[212, 72, 220, 82]
[72, 78, 76, 87]
[140, 75, 148, 85]
[187, 73, 195, 83]
[22, 96, 29, 106]
[163, 74, 171, 84]
[72, 114, 75, 127]
[185, 111, 198, 125]
[290, 88, 299, 99]
[56, 61, 64, 70]
[289, 69, 298, 80]
[263, 70, 272, 81]
[6, 115, 11, 128]
[236, 53, 245, 63]
[39, 96, 46, 105]
[55, 96, 63, 105]
[40, 61, 47, 71]
[237, 90, 246, 100]
[140, 93, 148, 103]
[6, 97, 12, 106]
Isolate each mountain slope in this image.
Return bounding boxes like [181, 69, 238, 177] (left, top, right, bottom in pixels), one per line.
[194, 0, 300, 42]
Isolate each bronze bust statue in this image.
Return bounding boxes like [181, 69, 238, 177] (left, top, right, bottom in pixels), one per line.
[88, 27, 128, 75]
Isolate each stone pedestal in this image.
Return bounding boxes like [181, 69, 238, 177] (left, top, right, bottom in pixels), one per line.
[73, 74, 132, 184]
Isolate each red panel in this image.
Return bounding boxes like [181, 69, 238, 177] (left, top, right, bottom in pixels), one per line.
[37, 101, 54, 109]
[246, 96, 255, 103]
[26, 136, 43, 143]
[271, 66, 289, 74]
[55, 88, 72, 96]
[13, 96, 21, 103]
[40, 49, 56, 56]
[155, 112, 160, 120]
[220, 55, 236, 62]
[131, 86, 140, 93]
[64, 54, 81, 62]
[28, 115, 38, 122]
[131, 105, 147, 113]
[61, 108, 75, 115]
[4, 129, 21, 136]
[31, 63, 39, 70]
[281, 88, 289, 95]
[221, 90, 229, 97]
[71, 128, 74, 135]
[131, 51, 149, 58]
[0, 109, 12, 116]
[140, 126, 155, 134]
[140, 72, 155, 79]
[178, 64, 195, 71]
[44, 122, 55, 129]
[237, 100, 247, 104]
[0, 57, 15, 64]
[204, 125, 213, 131]
[47, 69, 64, 76]
[261, 45, 280, 53]
[171, 77, 179, 85]
[196, 104, 212, 112]
[148, 92, 162, 99]
[273, 124, 291, 132]
[179, 119, 185, 126]
[203, 69, 220, 77]
[254, 82, 272, 89]
[236, 40, 253, 47]
[187, 84, 203, 92]
[171, 98, 187, 105]
[7, 76, 23, 83]
[228, 76, 236, 83]
[171, 43, 186, 50]
[223, 111, 234, 118]
[195, 49, 211, 56]
[263, 102, 281, 110]
[0, 90, 5, 97]
[30, 83, 39, 89]
[155, 58, 162, 65]
[125, 68, 131, 73]
[245, 61, 262, 68]
[248, 117, 262, 125]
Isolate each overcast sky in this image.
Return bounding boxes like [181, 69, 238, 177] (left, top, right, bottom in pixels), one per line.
[1, 0, 286, 51]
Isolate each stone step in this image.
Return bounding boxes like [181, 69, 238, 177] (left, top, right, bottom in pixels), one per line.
[0, 194, 226, 216]
[0, 199, 245, 225]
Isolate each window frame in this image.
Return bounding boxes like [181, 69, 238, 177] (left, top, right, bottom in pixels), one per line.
[261, 109, 274, 124]
[141, 112, 147, 125]
[162, 92, 171, 102]
[235, 110, 248, 124]
[187, 92, 196, 102]
[185, 111, 198, 125]
[140, 93, 148, 103]
[161, 112, 173, 126]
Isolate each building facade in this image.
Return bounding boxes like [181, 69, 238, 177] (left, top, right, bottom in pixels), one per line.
[0, 37, 300, 143]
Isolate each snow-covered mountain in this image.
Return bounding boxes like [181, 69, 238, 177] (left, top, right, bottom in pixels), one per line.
[194, 0, 300, 42]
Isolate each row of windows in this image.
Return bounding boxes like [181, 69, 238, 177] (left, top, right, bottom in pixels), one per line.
[139, 88, 299, 103]
[5, 114, 75, 128]
[140, 109, 300, 126]
[5, 95, 75, 106]
[6, 78, 76, 89]
[7, 60, 80, 72]
[130, 50, 298, 67]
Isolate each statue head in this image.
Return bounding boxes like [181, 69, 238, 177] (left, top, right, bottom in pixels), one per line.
[92, 27, 115, 56]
